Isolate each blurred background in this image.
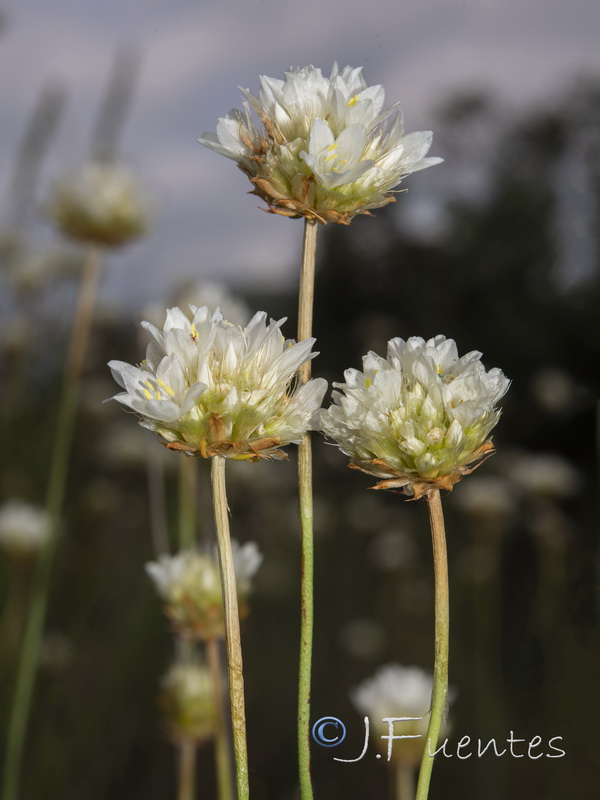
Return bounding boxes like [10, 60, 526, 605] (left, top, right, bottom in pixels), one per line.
[1, 1, 599, 798]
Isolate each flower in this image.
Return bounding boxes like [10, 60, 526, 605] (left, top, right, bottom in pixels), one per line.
[108, 306, 327, 460]
[160, 661, 216, 743]
[48, 161, 149, 247]
[172, 281, 252, 327]
[352, 664, 447, 765]
[0, 500, 51, 557]
[320, 336, 509, 498]
[199, 64, 442, 224]
[146, 541, 262, 639]
[507, 452, 580, 499]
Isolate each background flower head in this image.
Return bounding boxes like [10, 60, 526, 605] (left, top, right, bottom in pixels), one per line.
[352, 663, 451, 766]
[0, 500, 51, 558]
[48, 161, 150, 247]
[146, 541, 262, 639]
[199, 64, 442, 224]
[160, 661, 216, 743]
[109, 306, 327, 459]
[320, 335, 509, 498]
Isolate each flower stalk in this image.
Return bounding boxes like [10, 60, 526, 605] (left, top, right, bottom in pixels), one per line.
[207, 637, 235, 800]
[395, 764, 415, 800]
[178, 739, 197, 800]
[297, 217, 318, 800]
[2, 247, 103, 800]
[210, 455, 249, 800]
[415, 489, 449, 800]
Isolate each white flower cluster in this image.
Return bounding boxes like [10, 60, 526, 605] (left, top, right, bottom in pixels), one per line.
[0, 500, 50, 557]
[49, 162, 149, 247]
[146, 541, 262, 638]
[160, 661, 216, 742]
[352, 663, 433, 721]
[199, 64, 441, 224]
[352, 664, 438, 766]
[320, 336, 509, 497]
[109, 306, 327, 459]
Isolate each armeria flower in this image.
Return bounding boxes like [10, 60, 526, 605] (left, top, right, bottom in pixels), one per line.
[0, 500, 51, 557]
[160, 661, 216, 743]
[320, 336, 509, 499]
[146, 541, 262, 639]
[108, 306, 327, 460]
[352, 664, 448, 765]
[49, 161, 149, 247]
[199, 64, 442, 224]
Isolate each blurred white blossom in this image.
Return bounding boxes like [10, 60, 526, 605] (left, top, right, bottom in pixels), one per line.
[508, 452, 580, 498]
[160, 661, 216, 742]
[321, 336, 509, 498]
[49, 162, 149, 247]
[199, 64, 441, 224]
[0, 500, 50, 557]
[453, 475, 516, 519]
[352, 664, 451, 765]
[146, 541, 262, 639]
[109, 306, 327, 460]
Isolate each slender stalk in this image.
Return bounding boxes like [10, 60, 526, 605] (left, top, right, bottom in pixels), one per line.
[296, 217, 318, 800]
[179, 456, 197, 551]
[206, 637, 235, 800]
[175, 458, 200, 800]
[415, 489, 450, 800]
[2, 247, 103, 800]
[210, 455, 249, 800]
[395, 764, 415, 800]
[146, 438, 170, 558]
[178, 739, 197, 800]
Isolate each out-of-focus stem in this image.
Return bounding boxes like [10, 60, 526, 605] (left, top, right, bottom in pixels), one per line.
[179, 456, 197, 551]
[415, 489, 450, 800]
[395, 764, 415, 800]
[178, 739, 197, 800]
[2, 247, 102, 800]
[297, 217, 318, 800]
[210, 455, 249, 800]
[207, 637, 235, 800]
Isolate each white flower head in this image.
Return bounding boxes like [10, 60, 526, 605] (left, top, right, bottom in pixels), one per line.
[0, 500, 51, 557]
[108, 306, 327, 460]
[49, 161, 149, 247]
[352, 664, 450, 766]
[160, 661, 216, 742]
[199, 64, 442, 225]
[172, 281, 252, 327]
[320, 335, 510, 498]
[146, 541, 262, 639]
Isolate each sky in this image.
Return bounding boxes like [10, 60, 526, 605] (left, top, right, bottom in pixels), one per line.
[1, 0, 599, 311]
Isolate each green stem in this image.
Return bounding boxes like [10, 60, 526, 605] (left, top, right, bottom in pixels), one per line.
[178, 456, 197, 551]
[210, 456, 249, 800]
[296, 217, 318, 800]
[178, 739, 197, 800]
[415, 489, 450, 800]
[2, 247, 103, 800]
[206, 637, 235, 800]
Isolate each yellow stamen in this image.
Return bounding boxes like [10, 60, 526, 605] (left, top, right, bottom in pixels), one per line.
[190, 323, 199, 342]
[156, 378, 175, 397]
[347, 94, 360, 107]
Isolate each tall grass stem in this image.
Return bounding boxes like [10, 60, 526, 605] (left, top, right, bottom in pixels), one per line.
[2, 247, 102, 800]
